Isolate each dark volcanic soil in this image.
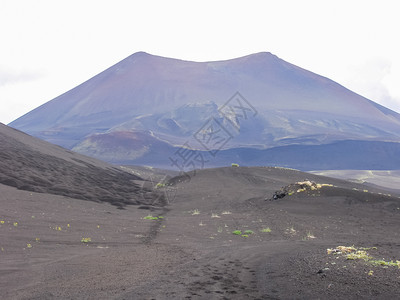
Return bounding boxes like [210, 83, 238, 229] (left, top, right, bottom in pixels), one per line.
[1, 164, 400, 299]
[0, 123, 164, 207]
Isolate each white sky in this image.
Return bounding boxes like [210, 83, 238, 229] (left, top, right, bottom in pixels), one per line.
[1, 0, 400, 124]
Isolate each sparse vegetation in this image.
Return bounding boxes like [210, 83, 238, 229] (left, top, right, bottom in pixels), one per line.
[191, 209, 200, 215]
[221, 211, 232, 215]
[327, 245, 400, 269]
[231, 163, 239, 167]
[243, 230, 254, 235]
[260, 227, 272, 233]
[232, 230, 242, 235]
[285, 226, 297, 236]
[143, 215, 163, 220]
[155, 182, 166, 188]
[305, 231, 316, 239]
[81, 237, 91, 243]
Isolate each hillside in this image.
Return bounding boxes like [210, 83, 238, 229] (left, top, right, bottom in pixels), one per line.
[0, 123, 163, 208]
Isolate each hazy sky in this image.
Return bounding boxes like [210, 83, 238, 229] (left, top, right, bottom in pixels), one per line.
[1, 0, 399, 124]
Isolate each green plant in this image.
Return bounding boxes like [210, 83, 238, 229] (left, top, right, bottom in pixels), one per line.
[369, 259, 399, 267]
[347, 250, 370, 261]
[143, 215, 161, 220]
[231, 163, 239, 167]
[260, 227, 272, 233]
[232, 230, 242, 235]
[155, 182, 166, 188]
[243, 230, 254, 235]
[81, 237, 91, 243]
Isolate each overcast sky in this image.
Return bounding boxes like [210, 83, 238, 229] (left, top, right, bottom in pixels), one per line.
[1, 0, 399, 124]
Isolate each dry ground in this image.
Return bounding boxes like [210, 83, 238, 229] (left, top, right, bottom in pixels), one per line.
[1, 166, 400, 299]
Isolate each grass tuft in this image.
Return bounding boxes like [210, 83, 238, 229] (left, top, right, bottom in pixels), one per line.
[191, 209, 200, 215]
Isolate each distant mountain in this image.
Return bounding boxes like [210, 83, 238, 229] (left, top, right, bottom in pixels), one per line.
[9, 52, 400, 170]
[0, 123, 164, 207]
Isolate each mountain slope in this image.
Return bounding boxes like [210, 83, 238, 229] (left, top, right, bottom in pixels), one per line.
[9, 52, 400, 168]
[0, 123, 163, 207]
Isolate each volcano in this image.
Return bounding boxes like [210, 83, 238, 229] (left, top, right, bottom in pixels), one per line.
[9, 52, 400, 170]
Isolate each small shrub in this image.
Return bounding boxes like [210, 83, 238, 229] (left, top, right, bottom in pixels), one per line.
[144, 215, 159, 220]
[243, 230, 254, 235]
[232, 230, 242, 235]
[231, 163, 239, 167]
[369, 260, 398, 267]
[347, 250, 370, 261]
[81, 237, 91, 243]
[191, 209, 200, 215]
[260, 227, 272, 233]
